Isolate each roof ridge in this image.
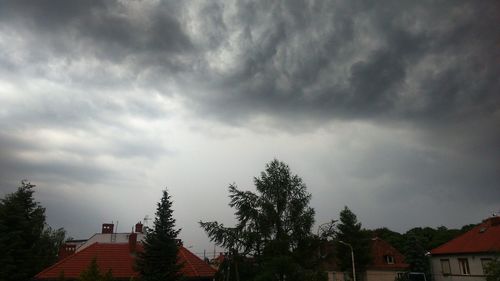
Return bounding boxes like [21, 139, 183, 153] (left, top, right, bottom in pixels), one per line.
[432, 223, 483, 252]
[431, 221, 500, 254]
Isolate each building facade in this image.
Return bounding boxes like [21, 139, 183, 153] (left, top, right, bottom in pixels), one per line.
[35, 222, 216, 280]
[323, 237, 409, 281]
[430, 216, 500, 281]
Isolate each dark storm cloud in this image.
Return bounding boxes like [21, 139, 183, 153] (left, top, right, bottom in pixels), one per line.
[185, 0, 500, 213]
[0, 0, 194, 83]
[0, 0, 498, 237]
[2, 0, 498, 124]
[192, 0, 500, 124]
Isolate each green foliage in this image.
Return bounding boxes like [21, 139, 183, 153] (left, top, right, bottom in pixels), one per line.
[371, 223, 475, 280]
[57, 270, 66, 281]
[102, 269, 115, 281]
[371, 227, 405, 253]
[136, 189, 182, 281]
[484, 258, 500, 281]
[335, 206, 372, 281]
[200, 159, 323, 281]
[0, 180, 66, 281]
[403, 235, 428, 276]
[79, 258, 102, 281]
[78, 258, 114, 281]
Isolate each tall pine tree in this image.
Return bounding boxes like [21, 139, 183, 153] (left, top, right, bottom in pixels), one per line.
[335, 206, 371, 281]
[136, 189, 182, 281]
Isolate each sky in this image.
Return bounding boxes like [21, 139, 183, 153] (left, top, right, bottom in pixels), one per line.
[0, 0, 499, 257]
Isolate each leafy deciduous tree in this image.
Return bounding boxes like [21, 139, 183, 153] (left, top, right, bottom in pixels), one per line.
[200, 159, 323, 281]
[484, 258, 500, 281]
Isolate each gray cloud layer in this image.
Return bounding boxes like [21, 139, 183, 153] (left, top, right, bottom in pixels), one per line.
[2, 1, 498, 122]
[0, 0, 499, 243]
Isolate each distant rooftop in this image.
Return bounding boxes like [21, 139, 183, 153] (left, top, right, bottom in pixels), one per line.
[431, 216, 500, 255]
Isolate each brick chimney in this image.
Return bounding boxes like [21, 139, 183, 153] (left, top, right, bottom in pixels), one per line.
[129, 232, 137, 253]
[102, 223, 114, 234]
[58, 244, 76, 260]
[135, 222, 144, 233]
[487, 216, 500, 227]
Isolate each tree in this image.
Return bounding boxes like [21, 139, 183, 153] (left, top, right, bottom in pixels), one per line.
[0, 180, 66, 281]
[402, 235, 429, 277]
[335, 206, 371, 281]
[79, 258, 102, 281]
[371, 227, 405, 253]
[484, 258, 500, 281]
[200, 159, 323, 281]
[102, 269, 115, 281]
[78, 258, 114, 281]
[57, 270, 67, 281]
[135, 189, 182, 281]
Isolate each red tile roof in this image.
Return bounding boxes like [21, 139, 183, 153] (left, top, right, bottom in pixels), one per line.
[35, 242, 216, 280]
[369, 237, 409, 271]
[431, 217, 500, 255]
[178, 247, 217, 277]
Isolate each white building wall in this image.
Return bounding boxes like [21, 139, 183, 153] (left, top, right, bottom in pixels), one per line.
[365, 270, 403, 281]
[431, 254, 493, 281]
[76, 233, 145, 252]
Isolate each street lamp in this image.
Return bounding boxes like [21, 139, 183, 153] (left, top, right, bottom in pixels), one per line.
[339, 240, 356, 281]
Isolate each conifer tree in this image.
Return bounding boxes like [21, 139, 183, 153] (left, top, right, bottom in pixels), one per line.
[78, 258, 114, 281]
[335, 206, 371, 281]
[136, 189, 182, 281]
[57, 270, 66, 281]
[0, 180, 66, 281]
[79, 258, 102, 281]
[102, 269, 115, 281]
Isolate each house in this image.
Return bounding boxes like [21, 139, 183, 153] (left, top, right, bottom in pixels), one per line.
[430, 216, 500, 281]
[35, 223, 216, 280]
[322, 237, 409, 281]
[365, 237, 409, 281]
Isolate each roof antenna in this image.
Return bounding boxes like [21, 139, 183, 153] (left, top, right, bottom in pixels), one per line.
[143, 215, 151, 227]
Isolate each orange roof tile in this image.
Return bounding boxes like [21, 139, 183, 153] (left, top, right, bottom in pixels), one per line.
[35, 242, 216, 280]
[431, 217, 500, 255]
[178, 247, 217, 277]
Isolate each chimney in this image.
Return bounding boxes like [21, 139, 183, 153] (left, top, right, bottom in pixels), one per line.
[129, 233, 137, 253]
[102, 223, 114, 234]
[135, 222, 144, 233]
[487, 216, 500, 227]
[58, 244, 76, 260]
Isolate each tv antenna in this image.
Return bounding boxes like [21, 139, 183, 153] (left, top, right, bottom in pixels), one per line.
[143, 215, 151, 227]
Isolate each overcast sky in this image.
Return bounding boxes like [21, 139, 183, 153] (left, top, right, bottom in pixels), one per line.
[0, 0, 499, 257]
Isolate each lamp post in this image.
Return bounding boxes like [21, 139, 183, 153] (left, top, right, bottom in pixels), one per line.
[339, 240, 356, 281]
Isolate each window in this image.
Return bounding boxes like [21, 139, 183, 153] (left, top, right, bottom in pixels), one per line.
[481, 258, 492, 274]
[440, 259, 451, 275]
[458, 258, 470, 275]
[384, 255, 395, 264]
